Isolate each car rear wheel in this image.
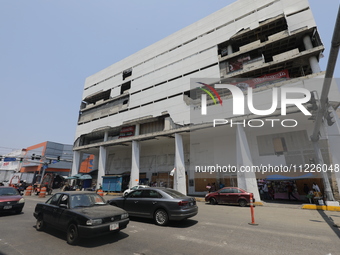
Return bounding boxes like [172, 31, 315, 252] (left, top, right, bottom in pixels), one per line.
[239, 199, 247, 207]
[210, 197, 217, 205]
[67, 224, 80, 245]
[36, 216, 45, 231]
[154, 209, 169, 226]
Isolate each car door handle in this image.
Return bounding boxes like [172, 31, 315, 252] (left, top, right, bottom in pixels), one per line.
[134, 201, 138, 203]
[152, 202, 157, 205]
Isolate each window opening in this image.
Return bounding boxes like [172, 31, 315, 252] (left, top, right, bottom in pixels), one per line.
[120, 81, 131, 94]
[123, 68, 132, 80]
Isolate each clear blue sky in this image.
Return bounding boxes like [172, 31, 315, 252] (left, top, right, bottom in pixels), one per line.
[0, 0, 339, 155]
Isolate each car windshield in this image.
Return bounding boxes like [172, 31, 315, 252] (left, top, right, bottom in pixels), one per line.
[162, 189, 186, 198]
[0, 187, 19, 196]
[70, 193, 106, 208]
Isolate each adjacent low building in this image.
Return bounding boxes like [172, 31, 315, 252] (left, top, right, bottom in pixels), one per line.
[0, 141, 73, 185]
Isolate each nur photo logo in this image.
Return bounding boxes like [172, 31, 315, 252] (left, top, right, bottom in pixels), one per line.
[196, 80, 312, 128]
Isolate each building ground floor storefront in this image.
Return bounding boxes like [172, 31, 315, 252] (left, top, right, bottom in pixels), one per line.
[72, 112, 340, 202]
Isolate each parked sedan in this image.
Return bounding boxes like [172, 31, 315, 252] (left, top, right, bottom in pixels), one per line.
[123, 185, 149, 196]
[108, 187, 198, 226]
[34, 191, 129, 245]
[0, 186, 25, 214]
[205, 187, 254, 207]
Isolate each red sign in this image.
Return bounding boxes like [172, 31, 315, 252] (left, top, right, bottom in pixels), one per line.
[233, 69, 290, 89]
[119, 126, 135, 138]
[228, 54, 251, 73]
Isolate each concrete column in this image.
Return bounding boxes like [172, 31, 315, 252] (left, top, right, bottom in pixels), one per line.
[174, 133, 187, 195]
[98, 146, 107, 189]
[71, 151, 82, 176]
[135, 124, 140, 136]
[303, 35, 321, 73]
[104, 131, 109, 142]
[236, 126, 260, 202]
[325, 107, 340, 199]
[92, 153, 99, 172]
[129, 141, 140, 188]
[95, 131, 109, 189]
[227, 45, 233, 55]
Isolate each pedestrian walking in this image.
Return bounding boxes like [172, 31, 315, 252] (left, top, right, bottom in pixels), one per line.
[287, 183, 298, 200]
[263, 183, 269, 200]
[206, 183, 211, 193]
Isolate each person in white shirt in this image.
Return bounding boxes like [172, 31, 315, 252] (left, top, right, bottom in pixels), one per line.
[312, 182, 320, 193]
[263, 183, 269, 200]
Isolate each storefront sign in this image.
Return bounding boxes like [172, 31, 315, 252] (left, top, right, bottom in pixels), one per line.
[119, 126, 135, 138]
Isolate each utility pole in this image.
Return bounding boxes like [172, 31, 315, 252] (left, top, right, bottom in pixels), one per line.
[310, 5, 340, 201]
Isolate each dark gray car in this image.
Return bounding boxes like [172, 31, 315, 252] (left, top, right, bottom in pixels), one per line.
[34, 191, 129, 245]
[108, 187, 198, 226]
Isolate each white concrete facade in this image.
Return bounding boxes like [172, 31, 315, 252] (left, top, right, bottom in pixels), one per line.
[73, 0, 340, 199]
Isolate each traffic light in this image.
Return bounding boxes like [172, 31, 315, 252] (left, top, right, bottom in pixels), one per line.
[57, 156, 60, 162]
[326, 106, 336, 126]
[307, 91, 318, 112]
[31, 154, 35, 160]
[20, 158, 23, 162]
[48, 159, 52, 164]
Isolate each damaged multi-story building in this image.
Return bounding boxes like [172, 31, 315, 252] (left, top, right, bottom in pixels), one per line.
[71, 0, 340, 201]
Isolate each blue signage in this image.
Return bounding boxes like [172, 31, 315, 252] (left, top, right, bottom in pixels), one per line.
[4, 157, 16, 162]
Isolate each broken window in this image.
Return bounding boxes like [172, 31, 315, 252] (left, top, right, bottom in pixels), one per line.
[123, 68, 132, 80]
[120, 81, 131, 94]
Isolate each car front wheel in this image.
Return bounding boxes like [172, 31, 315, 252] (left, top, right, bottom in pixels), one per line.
[154, 209, 169, 226]
[210, 197, 217, 205]
[36, 216, 45, 231]
[67, 224, 80, 245]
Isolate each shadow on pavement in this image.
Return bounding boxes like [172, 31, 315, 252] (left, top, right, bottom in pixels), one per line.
[128, 216, 198, 228]
[32, 224, 129, 247]
[317, 210, 340, 238]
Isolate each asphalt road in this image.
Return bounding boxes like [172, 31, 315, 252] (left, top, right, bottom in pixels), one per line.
[1, 194, 340, 255]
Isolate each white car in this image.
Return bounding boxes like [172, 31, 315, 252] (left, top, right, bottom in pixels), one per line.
[123, 185, 149, 196]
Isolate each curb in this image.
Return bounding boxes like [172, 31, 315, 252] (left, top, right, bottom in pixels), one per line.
[301, 204, 340, 211]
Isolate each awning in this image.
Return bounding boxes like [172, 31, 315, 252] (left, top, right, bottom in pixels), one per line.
[265, 173, 314, 181]
[65, 176, 77, 180]
[79, 174, 92, 180]
[65, 173, 83, 179]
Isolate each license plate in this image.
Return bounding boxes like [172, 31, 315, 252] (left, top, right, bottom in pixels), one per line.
[4, 205, 12, 209]
[110, 223, 119, 231]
